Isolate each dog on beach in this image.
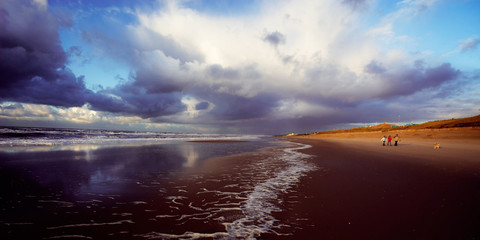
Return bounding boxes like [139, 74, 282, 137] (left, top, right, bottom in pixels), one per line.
[433, 143, 440, 149]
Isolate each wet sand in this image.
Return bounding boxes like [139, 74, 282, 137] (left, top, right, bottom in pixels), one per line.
[1, 139, 315, 239]
[0, 140, 282, 239]
[269, 128, 480, 239]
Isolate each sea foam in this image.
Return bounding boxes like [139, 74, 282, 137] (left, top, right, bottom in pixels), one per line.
[137, 142, 317, 240]
[224, 142, 316, 239]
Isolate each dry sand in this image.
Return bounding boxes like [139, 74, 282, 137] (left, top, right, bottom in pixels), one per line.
[302, 127, 480, 166]
[269, 128, 480, 239]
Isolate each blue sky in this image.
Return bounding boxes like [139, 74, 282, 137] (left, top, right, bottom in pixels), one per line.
[1, 0, 479, 134]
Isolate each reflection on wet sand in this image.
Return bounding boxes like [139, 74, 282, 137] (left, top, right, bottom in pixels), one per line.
[1, 139, 300, 239]
[0, 141, 165, 154]
[181, 144, 199, 168]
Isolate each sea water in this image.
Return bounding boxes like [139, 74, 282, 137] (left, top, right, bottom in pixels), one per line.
[0, 127, 317, 239]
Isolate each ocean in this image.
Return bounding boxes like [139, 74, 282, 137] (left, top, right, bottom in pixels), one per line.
[0, 127, 317, 239]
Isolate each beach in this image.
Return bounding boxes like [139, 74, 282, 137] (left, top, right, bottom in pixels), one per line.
[273, 128, 480, 239]
[1, 127, 480, 239]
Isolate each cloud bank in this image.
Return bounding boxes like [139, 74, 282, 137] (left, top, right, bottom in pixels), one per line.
[0, 0, 91, 107]
[0, 0, 476, 133]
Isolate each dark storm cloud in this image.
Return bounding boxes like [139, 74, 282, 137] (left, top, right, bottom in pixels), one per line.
[358, 61, 460, 100]
[263, 31, 286, 47]
[385, 63, 460, 98]
[363, 61, 459, 100]
[0, 0, 93, 107]
[134, 66, 188, 94]
[86, 63, 188, 118]
[88, 80, 186, 118]
[203, 92, 279, 121]
[179, 60, 461, 133]
[218, 61, 462, 134]
[0, 0, 186, 119]
[13, 70, 91, 107]
[300, 63, 461, 132]
[0, 0, 65, 85]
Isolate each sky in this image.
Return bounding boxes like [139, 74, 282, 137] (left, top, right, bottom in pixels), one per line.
[1, 0, 479, 134]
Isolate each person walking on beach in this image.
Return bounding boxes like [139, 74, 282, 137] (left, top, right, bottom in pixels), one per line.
[387, 135, 392, 146]
[381, 136, 386, 146]
[394, 134, 400, 146]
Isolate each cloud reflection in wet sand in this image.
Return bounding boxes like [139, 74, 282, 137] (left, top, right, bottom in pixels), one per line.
[0, 139, 318, 239]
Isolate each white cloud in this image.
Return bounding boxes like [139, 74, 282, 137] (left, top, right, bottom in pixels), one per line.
[0, 102, 55, 120]
[130, 0, 380, 99]
[458, 37, 480, 53]
[32, 0, 47, 10]
[0, 102, 142, 126]
[57, 104, 100, 124]
[367, 23, 394, 39]
[395, 0, 437, 18]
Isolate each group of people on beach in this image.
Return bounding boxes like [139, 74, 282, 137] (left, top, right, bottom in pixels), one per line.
[381, 134, 400, 146]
